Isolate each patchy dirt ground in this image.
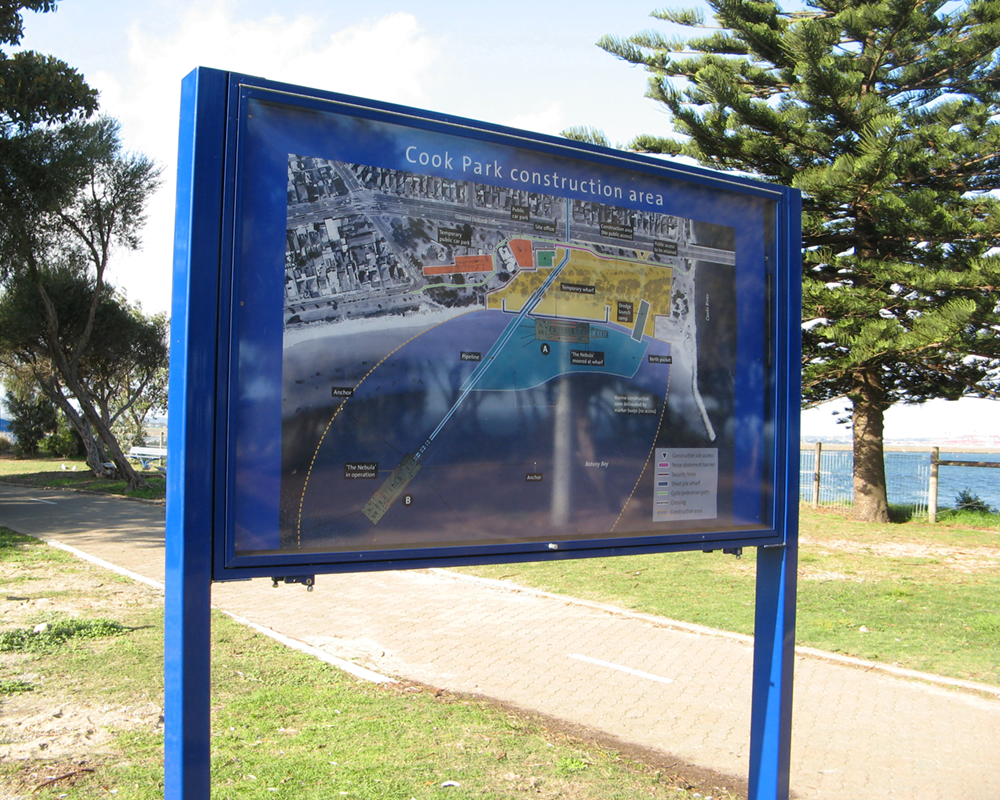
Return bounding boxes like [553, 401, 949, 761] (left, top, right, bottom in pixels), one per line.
[0, 548, 164, 798]
[4, 757, 104, 798]
[2, 696, 163, 761]
[799, 535, 1000, 574]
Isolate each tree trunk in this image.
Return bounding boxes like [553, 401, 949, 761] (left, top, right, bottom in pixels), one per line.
[62, 400, 111, 478]
[31, 277, 148, 491]
[71, 380, 147, 490]
[38, 375, 114, 478]
[851, 372, 890, 523]
[43, 358, 147, 489]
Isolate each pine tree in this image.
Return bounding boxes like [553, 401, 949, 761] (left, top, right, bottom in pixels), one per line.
[596, 0, 1000, 521]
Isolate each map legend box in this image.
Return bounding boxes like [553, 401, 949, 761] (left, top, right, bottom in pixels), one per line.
[653, 448, 719, 522]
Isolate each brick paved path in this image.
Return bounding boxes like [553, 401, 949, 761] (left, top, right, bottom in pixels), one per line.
[2, 484, 998, 799]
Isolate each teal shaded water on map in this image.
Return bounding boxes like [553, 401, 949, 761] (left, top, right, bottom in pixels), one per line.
[473, 318, 649, 392]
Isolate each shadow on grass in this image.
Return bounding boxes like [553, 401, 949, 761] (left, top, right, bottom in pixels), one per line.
[0, 464, 165, 502]
[888, 504, 918, 523]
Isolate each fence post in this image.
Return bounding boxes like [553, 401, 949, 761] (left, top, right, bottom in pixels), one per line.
[929, 447, 939, 524]
[812, 441, 822, 509]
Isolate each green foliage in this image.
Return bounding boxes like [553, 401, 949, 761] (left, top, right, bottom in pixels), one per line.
[954, 489, 996, 514]
[4, 385, 57, 456]
[0, 2, 98, 129]
[0, 4, 99, 291]
[597, 0, 1000, 519]
[0, 114, 163, 487]
[560, 125, 612, 148]
[0, 617, 129, 652]
[39, 415, 84, 458]
[0, 3, 160, 491]
[0, 677, 34, 694]
[0, 265, 168, 443]
[0, 121, 104, 278]
[887, 504, 918, 523]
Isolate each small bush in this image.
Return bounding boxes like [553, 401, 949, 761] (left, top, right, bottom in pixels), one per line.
[0, 678, 34, 694]
[5, 389, 58, 457]
[954, 489, 995, 514]
[40, 420, 85, 458]
[0, 618, 129, 652]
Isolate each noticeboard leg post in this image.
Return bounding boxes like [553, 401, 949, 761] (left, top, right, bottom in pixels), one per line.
[164, 526, 212, 800]
[748, 543, 797, 800]
[165, 66, 228, 800]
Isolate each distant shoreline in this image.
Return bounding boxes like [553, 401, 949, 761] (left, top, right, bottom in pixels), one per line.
[801, 442, 1000, 454]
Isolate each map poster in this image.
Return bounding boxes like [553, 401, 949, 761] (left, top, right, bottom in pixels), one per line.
[225, 85, 785, 564]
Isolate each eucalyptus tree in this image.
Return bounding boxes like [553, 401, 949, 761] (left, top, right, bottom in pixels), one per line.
[0, 115, 162, 488]
[0, 265, 167, 483]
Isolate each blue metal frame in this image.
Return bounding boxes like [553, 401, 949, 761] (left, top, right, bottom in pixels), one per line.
[748, 188, 801, 800]
[168, 67, 801, 800]
[221, 72, 789, 579]
[165, 67, 229, 800]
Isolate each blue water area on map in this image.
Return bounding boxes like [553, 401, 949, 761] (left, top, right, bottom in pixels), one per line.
[472, 317, 647, 392]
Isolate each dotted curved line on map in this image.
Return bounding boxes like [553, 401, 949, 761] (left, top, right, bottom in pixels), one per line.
[296, 314, 473, 547]
[610, 364, 672, 533]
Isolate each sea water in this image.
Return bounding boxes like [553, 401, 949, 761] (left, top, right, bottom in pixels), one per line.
[799, 451, 1000, 511]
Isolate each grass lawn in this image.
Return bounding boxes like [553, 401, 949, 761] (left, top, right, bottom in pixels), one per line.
[0, 528, 737, 800]
[0, 456, 165, 502]
[456, 506, 1000, 686]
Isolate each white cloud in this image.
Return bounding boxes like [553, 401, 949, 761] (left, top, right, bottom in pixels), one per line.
[500, 103, 568, 137]
[127, 7, 439, 111]
[119, 5, 440, 154]
[95, 3, 443, 313]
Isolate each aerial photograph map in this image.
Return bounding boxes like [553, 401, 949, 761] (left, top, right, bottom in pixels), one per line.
[277, 152, 741, 553]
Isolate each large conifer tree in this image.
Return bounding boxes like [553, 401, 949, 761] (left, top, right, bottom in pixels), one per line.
[595, 0, 1000, 521]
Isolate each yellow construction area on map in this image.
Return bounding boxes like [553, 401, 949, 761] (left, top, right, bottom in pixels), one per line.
[487, 245, 672, 339]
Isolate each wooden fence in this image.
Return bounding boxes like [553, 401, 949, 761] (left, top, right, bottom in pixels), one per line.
[928, 447, 1000, 523]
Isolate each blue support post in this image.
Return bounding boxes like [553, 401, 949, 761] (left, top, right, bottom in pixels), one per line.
[748, 542, 798, 799]
[165, 67, 228, 800]
[747, 184, 801, 800]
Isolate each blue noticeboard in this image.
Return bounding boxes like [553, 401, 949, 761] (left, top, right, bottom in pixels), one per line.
[168, 67, 800, 800]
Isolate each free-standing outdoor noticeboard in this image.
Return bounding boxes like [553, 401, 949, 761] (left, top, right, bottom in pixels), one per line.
[167, 67, 800, 799]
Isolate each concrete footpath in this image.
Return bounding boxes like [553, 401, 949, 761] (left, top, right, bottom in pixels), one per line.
[2, 483, 998, 799]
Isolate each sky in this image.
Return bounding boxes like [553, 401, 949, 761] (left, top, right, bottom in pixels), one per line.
[12, 0, 998, 443]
